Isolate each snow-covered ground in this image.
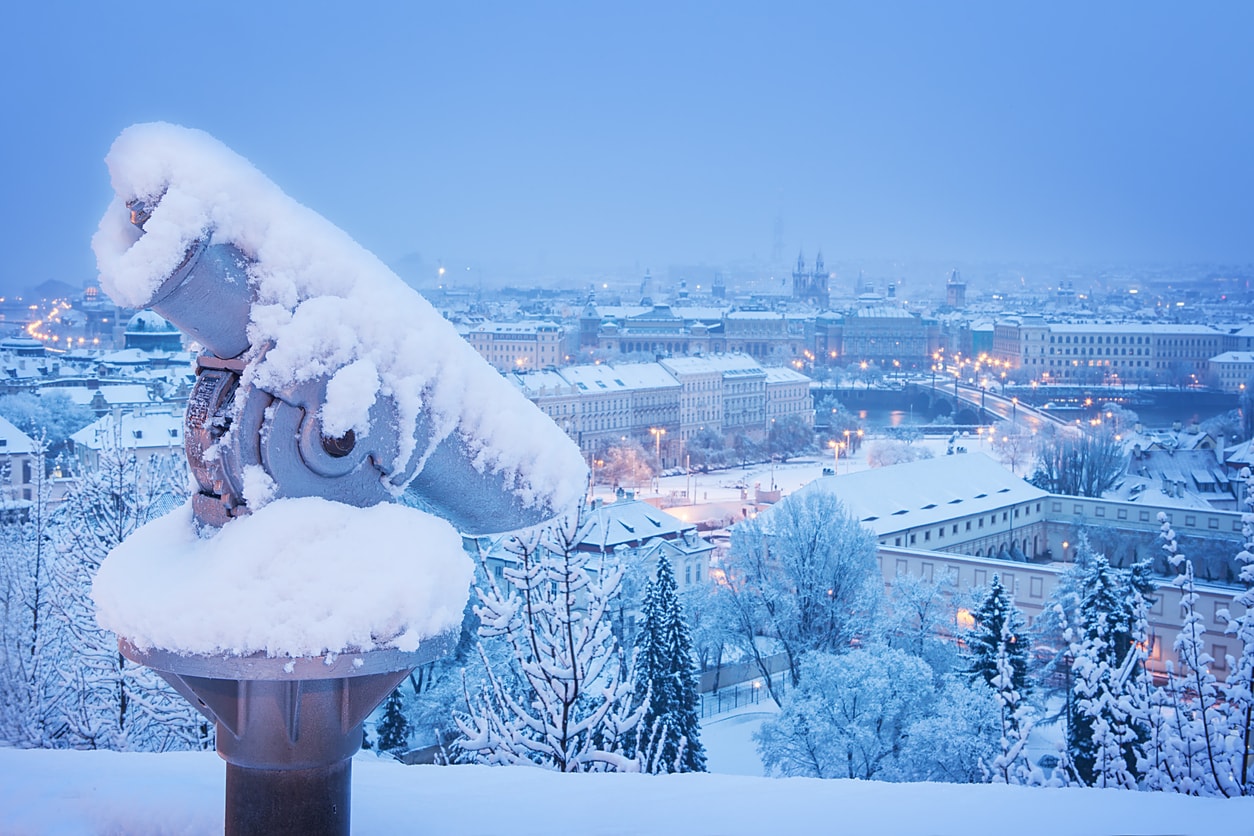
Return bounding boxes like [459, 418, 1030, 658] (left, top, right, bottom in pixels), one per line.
[700, 701, 777, 777]
[1, 743, 1248, 835]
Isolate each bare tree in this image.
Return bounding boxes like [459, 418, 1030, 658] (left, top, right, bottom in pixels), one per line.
[989, 421, 1034, 475]
[1030, 426, 1124, 498]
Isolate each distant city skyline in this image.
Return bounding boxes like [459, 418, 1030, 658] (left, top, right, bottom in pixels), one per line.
[1, 2, 1251, 298]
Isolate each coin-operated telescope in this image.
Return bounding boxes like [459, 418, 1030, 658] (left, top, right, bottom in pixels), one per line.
[92, 124, 587, 836]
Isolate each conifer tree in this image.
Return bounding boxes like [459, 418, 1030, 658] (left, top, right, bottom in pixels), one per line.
[1160, 512, 1227, 795]
[633, 557, 706, 773]
[1218, 468, 1254, 795]
[965, 574, 1030, 698]
[987, 623, 1038, 785]
[375, 684, 412, 756]
[1067, 551, 1146, 786]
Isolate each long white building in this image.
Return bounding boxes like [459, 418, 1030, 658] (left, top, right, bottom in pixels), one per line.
[509, 354, 813, 461]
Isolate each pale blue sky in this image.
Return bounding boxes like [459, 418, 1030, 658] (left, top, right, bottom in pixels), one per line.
[1, 1, 1250, 295]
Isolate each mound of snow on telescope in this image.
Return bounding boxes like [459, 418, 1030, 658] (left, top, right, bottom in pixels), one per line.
[93, 498, 472, 657]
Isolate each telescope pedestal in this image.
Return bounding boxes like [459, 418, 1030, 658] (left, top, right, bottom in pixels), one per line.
[121, 636, 455, 836]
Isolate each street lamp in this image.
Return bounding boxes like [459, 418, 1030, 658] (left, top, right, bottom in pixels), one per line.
[1011, 396, 1018, 424]
[649, 427, 666, 489]
[828, 439, 839, 473]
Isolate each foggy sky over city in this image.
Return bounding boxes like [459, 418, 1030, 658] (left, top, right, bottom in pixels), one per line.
[1, 2, 1251, 296]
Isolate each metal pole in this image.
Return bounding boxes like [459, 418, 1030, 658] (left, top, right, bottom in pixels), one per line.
[226, 762, 350, 836]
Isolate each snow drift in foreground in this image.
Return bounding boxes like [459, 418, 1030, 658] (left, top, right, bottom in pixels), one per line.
[92, 121, 587, 519]
[0, 747, 1248, 836]
[93, 498, 472, 656]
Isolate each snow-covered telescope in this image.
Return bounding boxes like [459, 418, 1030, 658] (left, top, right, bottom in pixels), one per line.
[95, 123, 587, 534]
[92, 124, 588, 836]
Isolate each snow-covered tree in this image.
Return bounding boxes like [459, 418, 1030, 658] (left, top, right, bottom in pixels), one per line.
[882, 571, 960, 676]
[986, 626, 1040, 785]
[1066, 551, 1147, 787]
[767, 415, 813, 462]
[0, 439, 53, 746]
[893, 676, 1001, 784]
[679, 582, 739, 688]
[865, 439, 933, 468]
[756, 646, 934, 780]
[725, 490, 880, 700]
[965, 574, 1030, 698]
[0, 392, 95, 457]
[41, 440, 208, 752]
[1218, 468, 1254, 796]
[374, 685, 412, 757]
[453, 514, 644, 772]
[1069, 610, 1139, 789]
[631, 558, 705, 773]
[1157, 513, 1228, 795]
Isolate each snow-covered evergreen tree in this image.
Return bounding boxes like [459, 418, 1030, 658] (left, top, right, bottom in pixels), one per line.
[1217, 467, 1254, 796]
[1066, 551, 1146, 786]
[375, 684, 412, 757]
[41, 440, 208, 752]
[453, 513, 644, 771]
[1158, 512, 1228, 795]
[965, 574, 1030, 698]
[1070, 611, 1138, 789]
[632, 557, 705, 773]
[987, 622, 1040, 785]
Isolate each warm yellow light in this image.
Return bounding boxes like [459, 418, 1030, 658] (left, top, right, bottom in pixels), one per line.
[956, 608, 976, 631]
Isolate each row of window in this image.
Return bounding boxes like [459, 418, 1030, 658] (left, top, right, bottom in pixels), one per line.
[888, 502, 1044, 548]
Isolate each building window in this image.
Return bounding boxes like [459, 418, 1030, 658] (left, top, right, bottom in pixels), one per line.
[1117, 509, 1127, 520]
[1186, 515, 1196, 527]
[1095, 507, 1105, 517]
[1030, 577, 1043, 598]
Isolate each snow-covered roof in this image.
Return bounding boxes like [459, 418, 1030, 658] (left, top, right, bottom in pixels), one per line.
[786, 453, 1048, 537]
[70, 410, 184, 451]
[56, 384, 156, 409]
[469, 321, 562, 335]
[559, 364, 631, 394]
[605, 362, 681, 390]
[98, 348, 158, 366]
[0, 415, 37, 455]
[763, 367, 811, 384]
[579, 499, 695, 550]
[1209, 351, 1254, 364]
[508, 368, 576, 398]
[124, 310, 178, 334]
[660, 354, 764, 377]
[852, 306, 915, 319]
[1049, 323, 1221, 336]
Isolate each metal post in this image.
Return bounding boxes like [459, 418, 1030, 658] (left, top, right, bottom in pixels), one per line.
[121, 638, 455, 836]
